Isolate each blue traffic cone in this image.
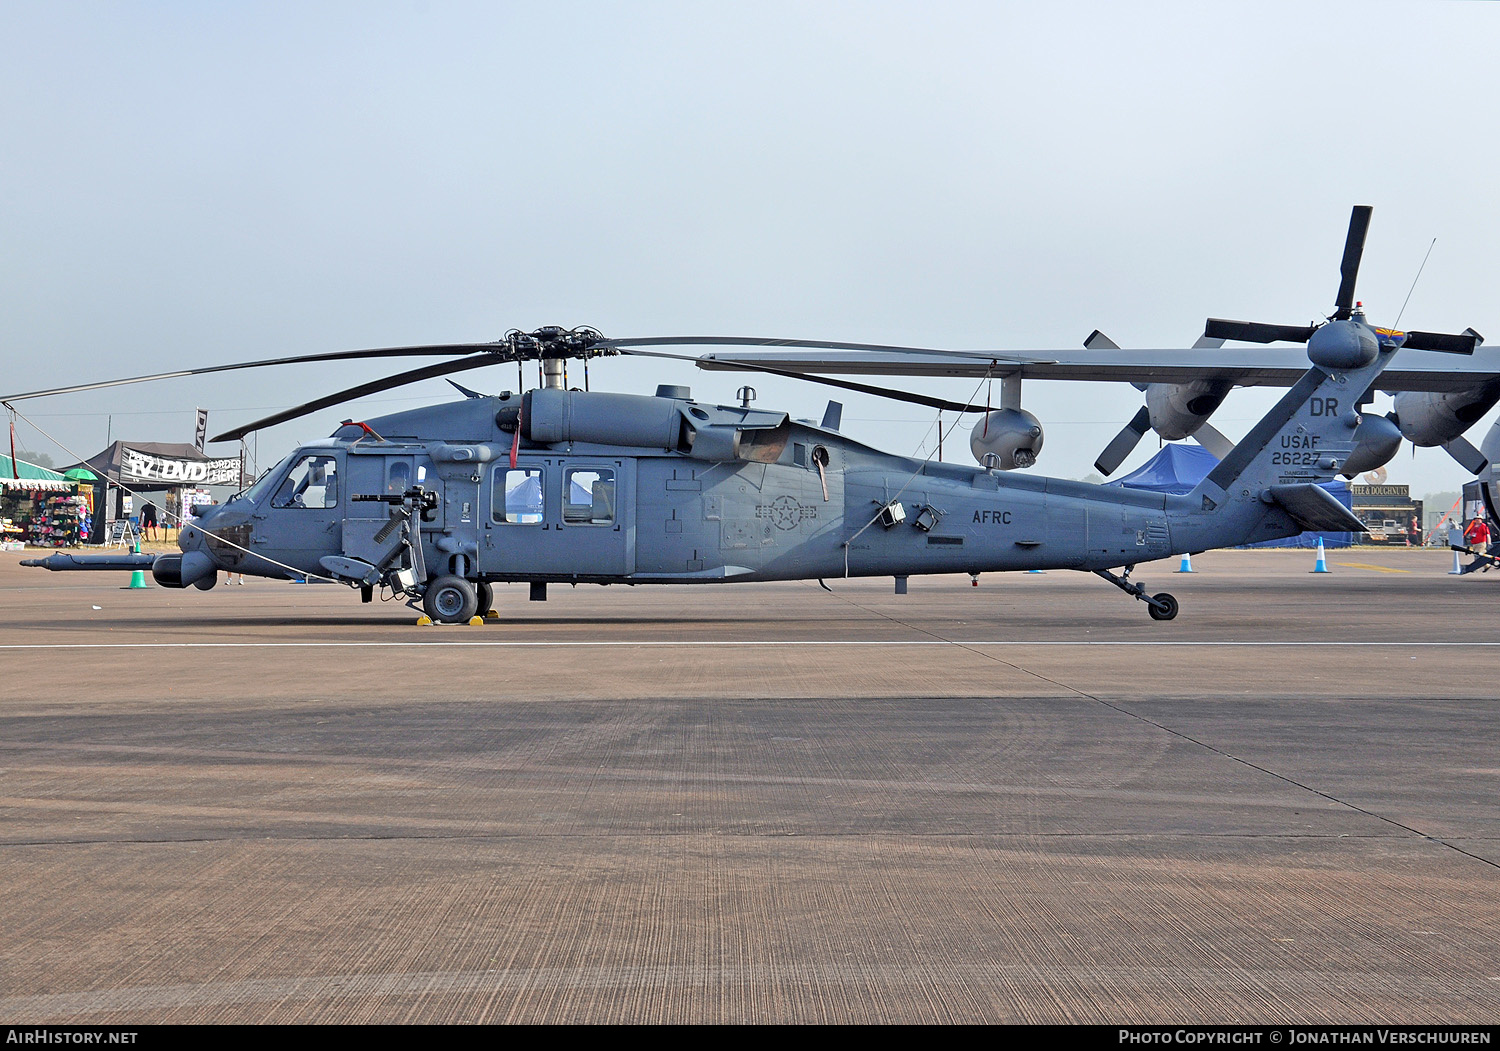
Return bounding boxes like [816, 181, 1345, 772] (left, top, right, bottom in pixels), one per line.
[127, 541, 149, 589]
[1175, 552, 1195, 573]
[1311, 537, 1331, 574]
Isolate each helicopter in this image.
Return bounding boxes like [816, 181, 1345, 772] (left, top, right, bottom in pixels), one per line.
[12, 207, 1481, 624]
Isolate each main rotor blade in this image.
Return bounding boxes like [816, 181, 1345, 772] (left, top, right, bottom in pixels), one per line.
[1401, 328, 1483, 355]
[1093, 406, 1152, 476]
[1204, 319, 1318, 344]
[1333, 205, 1374, 320]
[0, 342, 501, 404]
[601, 335, 1038, 365]
[616, 347, 993, 414]
[210, 355, 499, 442]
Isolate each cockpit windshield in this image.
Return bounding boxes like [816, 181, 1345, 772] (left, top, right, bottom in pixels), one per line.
[240, 453, 296, 504]
[273, 455, 339, 509]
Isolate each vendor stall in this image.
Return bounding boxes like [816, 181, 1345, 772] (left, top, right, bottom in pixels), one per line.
[68, 441, 245, 540]
[1, 454, 92, 548]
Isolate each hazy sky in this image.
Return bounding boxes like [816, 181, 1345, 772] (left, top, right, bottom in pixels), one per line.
[3, 1, 1498, 499]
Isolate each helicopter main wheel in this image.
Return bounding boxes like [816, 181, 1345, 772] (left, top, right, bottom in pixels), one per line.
[1147, 592, 1179, 621]
[475, 582, 494, 615]
[423, 575, 479, 624]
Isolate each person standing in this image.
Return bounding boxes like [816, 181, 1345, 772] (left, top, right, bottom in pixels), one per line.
[1461, 515, 1493, 573]
[140, 500, 159, 542]
[1463, 515, 1491, 550]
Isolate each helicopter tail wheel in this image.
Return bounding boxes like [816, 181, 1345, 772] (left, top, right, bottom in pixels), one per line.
[423, 575, 479, 624]
[1147, 593, 1179, 621]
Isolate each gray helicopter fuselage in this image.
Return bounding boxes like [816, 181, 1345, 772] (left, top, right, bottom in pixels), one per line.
[182, 387, 1194, 589]
[36, 314, 1399, 623]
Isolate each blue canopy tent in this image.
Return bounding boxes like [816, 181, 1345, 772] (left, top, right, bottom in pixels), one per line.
[1107, 443, 1353, 548]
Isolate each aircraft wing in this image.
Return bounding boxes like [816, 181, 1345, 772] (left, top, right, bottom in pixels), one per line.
[694, 345, 1500, 394]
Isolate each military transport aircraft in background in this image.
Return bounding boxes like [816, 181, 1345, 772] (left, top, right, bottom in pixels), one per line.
[688, 207, 1500, 485]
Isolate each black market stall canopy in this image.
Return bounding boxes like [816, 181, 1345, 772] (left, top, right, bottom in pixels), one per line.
[69, 442, 247, 488]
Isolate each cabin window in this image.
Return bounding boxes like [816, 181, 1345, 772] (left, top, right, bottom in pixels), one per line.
[386, 460, 411, 494]
[495, 467, 543, 524]
[272, 455, 339, 509]
[563, 468, 615, 525]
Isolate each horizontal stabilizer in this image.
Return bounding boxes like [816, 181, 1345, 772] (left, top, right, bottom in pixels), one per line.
[1266, 484, 1366, 533]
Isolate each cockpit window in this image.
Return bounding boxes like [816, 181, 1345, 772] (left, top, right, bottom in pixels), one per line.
[240, 454, 292, 504]
[273, 455, 340, 509]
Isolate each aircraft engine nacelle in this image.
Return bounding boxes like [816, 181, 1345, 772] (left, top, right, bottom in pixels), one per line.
[970, 408, 1043, 470]
[1389, 385, 1500, 447]
[1339, 413, 1403, 477]
[515, 388, 791, 462]
[1145, 378, 1233, 441]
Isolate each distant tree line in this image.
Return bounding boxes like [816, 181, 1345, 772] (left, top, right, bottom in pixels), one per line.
[12, 449, 56, 469]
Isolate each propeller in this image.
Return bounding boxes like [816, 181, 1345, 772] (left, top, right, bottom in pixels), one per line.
[1094, 406, 1152, 476]
[1204, 205, 1480, 355]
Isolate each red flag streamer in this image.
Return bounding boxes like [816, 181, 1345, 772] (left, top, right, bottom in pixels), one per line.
[509, 398, 523, 469]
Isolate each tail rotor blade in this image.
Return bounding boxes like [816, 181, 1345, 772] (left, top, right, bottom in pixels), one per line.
[1333, 204, 1374, 319]
[1204, 319, 1317, 344]
[1401, 328, 1482, 355]
[1094, 405, 1153, 476]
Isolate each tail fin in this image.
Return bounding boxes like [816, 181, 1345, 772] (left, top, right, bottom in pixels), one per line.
[1184, 325, 1397, 543]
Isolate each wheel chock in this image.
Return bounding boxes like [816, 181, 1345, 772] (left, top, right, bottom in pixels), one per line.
[468, 616, 485, 626]
[416, 615, 434, 626]
[484, 609, 500, 620]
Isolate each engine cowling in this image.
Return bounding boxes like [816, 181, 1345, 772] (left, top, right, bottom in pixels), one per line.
[1390, 384, 1500, 446]
[1340, 413, 1403, 477]
[1145, 379, 1234, 441]
[970, 408, 1043, 469]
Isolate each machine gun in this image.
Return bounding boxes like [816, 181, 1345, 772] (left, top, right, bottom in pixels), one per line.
[352, 486, 439, 522]
[326, 487, 436, 596]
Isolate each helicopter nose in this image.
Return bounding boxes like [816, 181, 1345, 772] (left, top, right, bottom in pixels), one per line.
[151, 549, 218, 589]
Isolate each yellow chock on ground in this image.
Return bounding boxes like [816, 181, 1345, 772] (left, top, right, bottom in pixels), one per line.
[484, 609, 500, 620]
[416, 615, 434, 626]
[468, 615, 485, 626]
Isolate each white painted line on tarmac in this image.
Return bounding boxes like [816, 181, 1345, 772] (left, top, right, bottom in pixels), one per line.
[0, 640, 1495, 650]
